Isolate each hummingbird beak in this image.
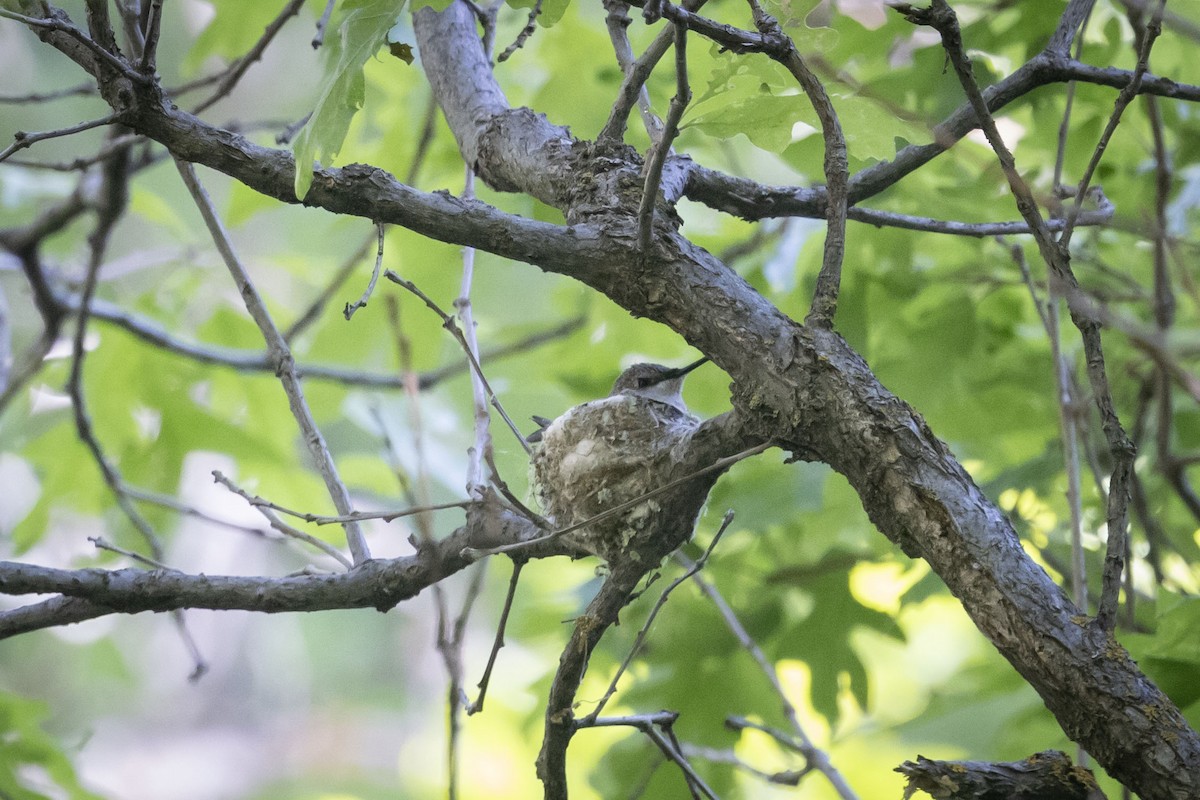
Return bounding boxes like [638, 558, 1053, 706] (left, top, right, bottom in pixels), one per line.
[655, 356, 709, 384]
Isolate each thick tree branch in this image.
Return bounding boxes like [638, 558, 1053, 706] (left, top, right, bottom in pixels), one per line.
[0, 495, 540, 637]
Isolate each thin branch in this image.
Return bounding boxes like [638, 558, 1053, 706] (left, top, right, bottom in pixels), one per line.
[174, 157, 370, 564]
[456, 166, 495, 499]
[384, 269, 531, 454]
[1011, 240, 1089, 613]
[312, 0, 336, 49]
[599, 0, 667, 143]
[580, 510, 735, 725]
[0, 83, 95, 103]
[343, 222, 385, 320]
[896, 0, 1135, 633]
[638, 22, 690, 254]
[210, 471, 355, 568]
[192, 0, 308, 114]
[740, 4, 847, 328]
[212, 469, 465, 527]
[582, 712, 719, 800]
[497, 0, 542, 63]
[1060, 0, 1164, 249]
[686, 572, 857, 799]
[0, 7, 151, 83]
[89, 536, 169, 569]
[466, 558, 524, 714]
[0, 113, 122, 165]
[285, 229, 377, 340]
[138, 0, 162, 73]
[437, 559, 488, 800]
[122, 484, 278, 539]
[681, 744, 806, 786]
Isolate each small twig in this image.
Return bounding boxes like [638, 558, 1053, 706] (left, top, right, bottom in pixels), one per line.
[485, 448, 552, 530]
[89, 536, 169, 569]
[210, 472, 355, 568]
[211, 469, 467, 527]
[344, 222, 385, 320]
[0, 8, 151, 83]
[1010, 240, 1088, 613]
[405, 92, 440, 185]
[598, 0, 672, 143]
[681, 744, 807, 786]
[1060, 0, 1165, 250]
[467, 443, 769, 560]
[581, 510, 735, 724]
[686, 569, 858, 799]
[0, 114, 122, 165]
[275, 113, 312, 145]
[285, 229, 377, 340]
[638, 22, 690, 254]
[456, 166, 495, 499]
[175, 157, 370, 564]
[4, 131, 144, 172]
[739, 2, 848, 329]
[437, 559, 488, 800]
[1051, 3, 1093, 190]
[312, 0, 336, 48]
[384, 269, 531, 454]
[138, 0, 163, 73]
[896, 0, 1135, 634]
[192, 0, 308, 114]
[583, 713, 718, 800]
[123, 484, 276, 538]
[0, 83, 94, 103]
[497, 0, 542, 63]
[467, 558, 524, 714]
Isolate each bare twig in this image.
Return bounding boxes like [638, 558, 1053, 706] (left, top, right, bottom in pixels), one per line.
[582, 712, 719, 799]
[384, 269, 531, 454]
[681, 743, 806, 786]
[89, 536, 169, 569]
[344, 222, 385, 320]
[497, 0, 542, 63]
[0, 113, 121, 164]
[742, 4, 848, 328]
[174, 158, 370, 564]
[638, 22, 690, 254]
[437, 559, 488, 800]
[0, 83, 94, 103]
[456, 167, 495, 498]
[896, 0, 1135, 633]
[1010, 240, 1088, 613]
[466, 558, 524, 714]
[0, 7, 150, 83]
[580, 510, 735, 724]
[138, 0, 162, 72]
[312, 0, 336, 48]
[211, 469, 467, 527]
[192, 0, 308, 114]
[210, 472, 355, 568]
[686, 571, 857, 799]
[1060, 0, 1165, 250]
[285, 229, 377, 340]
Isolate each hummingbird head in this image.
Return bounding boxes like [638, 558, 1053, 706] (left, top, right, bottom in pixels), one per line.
[610, 357, 707, 411]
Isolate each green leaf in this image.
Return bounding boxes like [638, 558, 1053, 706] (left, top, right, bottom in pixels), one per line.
[292, 0, 408, 200]
[506, 0, 570, 26]
[0, 692, 106, 800]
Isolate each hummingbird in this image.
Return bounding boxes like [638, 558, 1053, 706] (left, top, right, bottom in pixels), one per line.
[529, 358, 708, 563]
